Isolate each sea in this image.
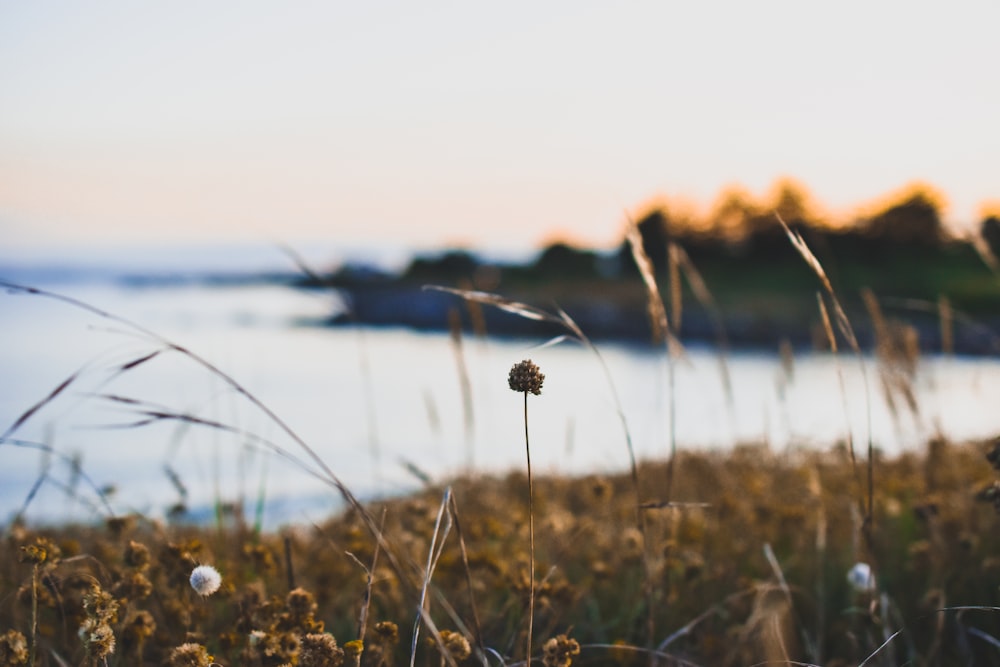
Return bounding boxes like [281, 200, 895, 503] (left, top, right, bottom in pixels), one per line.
[2, 245, 998, 528]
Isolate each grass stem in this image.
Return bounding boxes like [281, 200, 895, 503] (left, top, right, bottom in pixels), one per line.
[523, 390, 535, 666]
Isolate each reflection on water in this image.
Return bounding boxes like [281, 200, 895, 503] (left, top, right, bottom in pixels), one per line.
[2, 282, 998, 527]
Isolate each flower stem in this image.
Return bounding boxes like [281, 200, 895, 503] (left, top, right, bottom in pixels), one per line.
[524, 390, 535, 666]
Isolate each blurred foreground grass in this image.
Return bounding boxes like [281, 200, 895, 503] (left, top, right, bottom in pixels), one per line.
[4, 437, 1000, 666]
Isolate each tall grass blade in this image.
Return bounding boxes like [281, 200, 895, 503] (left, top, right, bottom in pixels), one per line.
[938, 295, 954, 355]
[1, 437, 115, 517]
[2, 280, 417, 596]
[776, 217, 875, 552]
[449, 493, 487, 666]
[410, 486, 453, 667]
[424, 285, 557, 323]
[625, 217, 669, 346]
[671, 243, 734, 408]
[1, 371, 80, 442]
[448, 308, 476, 472]
[857, 629, 904, 667]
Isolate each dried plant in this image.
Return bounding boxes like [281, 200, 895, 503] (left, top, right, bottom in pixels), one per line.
[509, 359, 545, 663]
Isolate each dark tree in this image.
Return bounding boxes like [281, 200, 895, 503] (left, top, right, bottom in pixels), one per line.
[402, 250, 480, 282]
[614, 209, 671, 276]
[981, 216, 1000, 259]
[860, 191, 946, 249]
[532, 242, 599, 278]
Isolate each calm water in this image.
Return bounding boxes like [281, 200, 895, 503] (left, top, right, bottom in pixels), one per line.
[2, 281, 998, 527]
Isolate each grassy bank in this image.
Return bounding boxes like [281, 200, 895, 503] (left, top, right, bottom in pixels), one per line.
[4, 438, 1000, 666]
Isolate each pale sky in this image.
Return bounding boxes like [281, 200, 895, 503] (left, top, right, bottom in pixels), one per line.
[1, 1, 998, 256]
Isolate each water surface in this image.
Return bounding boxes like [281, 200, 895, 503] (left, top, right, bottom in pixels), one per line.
[2, 281, 997, 527]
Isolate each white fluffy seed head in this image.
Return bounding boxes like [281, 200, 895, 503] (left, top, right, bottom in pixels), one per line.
[846, 562, 876, 593]
[189, 564, 222, 597]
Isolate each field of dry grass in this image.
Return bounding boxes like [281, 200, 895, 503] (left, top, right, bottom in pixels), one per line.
[3, 217, 1000, 666]
[3, 439, 1000, 666]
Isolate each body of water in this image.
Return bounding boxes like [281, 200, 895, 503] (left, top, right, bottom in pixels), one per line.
[2, 279, 998, 527]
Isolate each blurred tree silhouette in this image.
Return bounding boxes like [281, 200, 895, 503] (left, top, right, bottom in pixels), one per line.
[855, 187, 946, 251]
[740, 180, 822, 260]
[403, 250, 480, 282]
[709, 186, 760, 242]
[613, 208, 680, 276]
[532, 242, 599, 278]
[981, 215, 1000, 259]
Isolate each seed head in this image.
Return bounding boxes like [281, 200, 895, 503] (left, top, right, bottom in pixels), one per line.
[508, 359, 544, 395]
[189, 564, 222, 597]
[543, 634, 581, 667]
[846, 562, 876, 593]
[79, 621, 116, 660]
[439, 630, 472, 661]
[167, 642, 213, 667]
[299, 633, 345, 667]
[0, 630, 29, 665]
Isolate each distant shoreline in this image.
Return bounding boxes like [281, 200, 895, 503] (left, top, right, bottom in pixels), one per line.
[324, 282, 1000, 356]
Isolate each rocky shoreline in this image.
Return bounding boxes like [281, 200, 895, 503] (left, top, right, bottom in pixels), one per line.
[323, 283, 1000, 355]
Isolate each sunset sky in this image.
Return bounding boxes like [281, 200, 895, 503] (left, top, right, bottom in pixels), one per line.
[1, 1, 998, 260]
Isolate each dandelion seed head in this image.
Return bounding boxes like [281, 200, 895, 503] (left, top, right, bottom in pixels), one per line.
[189, 564, 222, 597]
[847, 562, 875, 593]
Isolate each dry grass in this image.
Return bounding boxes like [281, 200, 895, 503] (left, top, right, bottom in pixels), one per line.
[3, 440, 1000, 666]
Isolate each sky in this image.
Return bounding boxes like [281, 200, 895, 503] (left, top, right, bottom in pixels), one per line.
[1, 1, 998, 261]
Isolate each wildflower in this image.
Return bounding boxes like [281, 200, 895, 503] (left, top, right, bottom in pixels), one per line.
[439, 630, 472, 661]
[543, 634, 581, 667]
[0, 630, 29, 665]
[509, 358, 545, 662]
[299, 633, 345, 667]
[168, 642, 213, 667]
[79, 585, 119, 661]
[508, 359, 544, 395]
[18, 537, 59, 565]
[343, 639, 364, 662]
[373, 621, 399, 644]
[83, 585, 119, 625]
[124, 540, 151, 570]
[847, 562, 876, 593]
[79, 621, 116, 660]
[286, 587, 317, 619]
[189, 564, 222, 597]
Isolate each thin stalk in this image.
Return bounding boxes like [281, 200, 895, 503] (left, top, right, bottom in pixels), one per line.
[1, 281, 416, 598]
[523, 390, 535, 666]
[30, 563, 38, 667]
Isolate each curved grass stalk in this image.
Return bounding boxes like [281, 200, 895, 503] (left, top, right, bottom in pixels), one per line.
[1, 281, 419, 596]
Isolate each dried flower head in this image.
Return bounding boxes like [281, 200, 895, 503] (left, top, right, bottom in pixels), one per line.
[373, 620, 399, 645]
[168, 642, 213, 667]
[508, 359, 545, 395]
[124, 540, 151, 570]
[18, 537, 59, 565]
[79, 621, 116, 660]
[189, 564, 222, 597]
[83, 585, 119, 625]
[439, 630, 472, 661]
[543, 634, 581, 667]
[299, 633, 345, 667]
[343, 639, 364, 661]
[286, 587, 317, 618]
[0, 630, 29, 665]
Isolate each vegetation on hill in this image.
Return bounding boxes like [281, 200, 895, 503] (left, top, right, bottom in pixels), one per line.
[313, 181, 1000, 353]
